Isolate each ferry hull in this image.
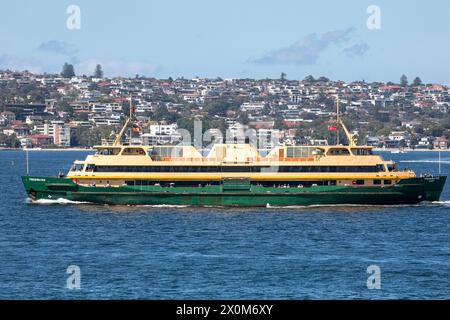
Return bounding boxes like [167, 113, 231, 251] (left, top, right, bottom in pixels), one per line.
[22, 176, 446, 206]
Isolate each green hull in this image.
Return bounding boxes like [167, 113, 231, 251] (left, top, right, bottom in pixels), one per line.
[21, 175, 446, 206]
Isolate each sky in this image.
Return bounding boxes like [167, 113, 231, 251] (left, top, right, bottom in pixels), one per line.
[0, 0, 449, 83]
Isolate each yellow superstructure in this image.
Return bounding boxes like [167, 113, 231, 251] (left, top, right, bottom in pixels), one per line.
[66, 143, 415, 185]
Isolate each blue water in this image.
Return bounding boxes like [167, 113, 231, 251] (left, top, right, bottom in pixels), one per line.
[0, 150, 449, 299]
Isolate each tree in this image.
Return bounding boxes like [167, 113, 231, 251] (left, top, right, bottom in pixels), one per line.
[412, 77, 422, 86]
[0, 133, 21, 148]
[304, 75, 315, 82]
[94, 64, 103, 78]
[203, 100, 231, 117]
[280, 72, 287, 81]
[61, 62, 75, 78]
[237, 111, 250, 124]
[400, 74, 408, 87]
[317, 76, 330, 82]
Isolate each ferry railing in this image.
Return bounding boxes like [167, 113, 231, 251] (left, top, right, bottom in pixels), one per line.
[150, 156, 317, 163]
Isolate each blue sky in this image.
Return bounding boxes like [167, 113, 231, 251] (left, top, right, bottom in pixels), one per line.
[0, 0, 449, 83]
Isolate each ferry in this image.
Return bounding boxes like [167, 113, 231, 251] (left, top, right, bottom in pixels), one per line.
[21, 111, 446, 206]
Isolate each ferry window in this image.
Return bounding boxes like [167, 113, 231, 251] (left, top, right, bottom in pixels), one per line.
[328, 148, 350, 155]
[384, 180, 392, 185]
[122, 148, 146, 155]
[286, 147, 313, 158]
[85, 164, 95, 172]
[373, 180, 381, 185]
[71, 164, 84, 171]
[387, 164, 397, 172]
[376, 164, 385, 172]
[150, 146, 183, 160]
[314, 148, 324, 155]
[96, 148, 121, 155]
[352, 148, 373, 155]
[353, 180, 365, 185]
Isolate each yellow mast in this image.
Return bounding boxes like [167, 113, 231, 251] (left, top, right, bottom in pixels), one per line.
[113, 95, 133, 146]
[336, 96, 339, 145]
[336, 97, 358, 147]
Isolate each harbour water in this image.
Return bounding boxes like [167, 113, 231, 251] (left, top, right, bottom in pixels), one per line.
[0, 150, 449, 299]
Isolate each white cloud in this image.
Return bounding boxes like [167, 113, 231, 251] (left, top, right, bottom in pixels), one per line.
[252, 27, 368, 65]
[38, 40, 78, 56]
[343, 43, 370, 57]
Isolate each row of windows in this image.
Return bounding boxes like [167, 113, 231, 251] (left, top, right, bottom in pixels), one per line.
[91, 165, 383, 173]
[124, 180, 337, 187]
[122, 179, 392, 187]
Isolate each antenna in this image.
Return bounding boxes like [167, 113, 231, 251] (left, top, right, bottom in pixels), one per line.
[26, 148, 29, 175]
[129, 94, 132, 145]
[112, 95, 133, 146]
[439, 148, 441, 175]
[336, 97, 358, 147]
[336, 97, 339, 145]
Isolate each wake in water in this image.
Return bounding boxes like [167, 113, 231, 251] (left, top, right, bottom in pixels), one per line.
[400, 160, 450, 164]
[263, 201, 450, 209]
[138, 204, 189, 208]
[26, 198, 92, 205]
[25, 197, 450, 208]
[431, 200, 450, 206]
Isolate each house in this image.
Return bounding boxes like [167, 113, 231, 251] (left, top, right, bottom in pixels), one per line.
[417, 137, 433, 149]
[1, 111, 16, 123]
[34, 122, 71, 147]
[27, 134, 53, 147]
[388, 131, 411, 142]
[433, 136, 449, 149]
[149, 123, 178, 135]
[240, 102, 265, 112]
[257, 129, 283, 149]
[309, 139, 328, 146]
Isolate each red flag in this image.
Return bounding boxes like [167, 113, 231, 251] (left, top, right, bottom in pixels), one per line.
[328, 125, 337, 131]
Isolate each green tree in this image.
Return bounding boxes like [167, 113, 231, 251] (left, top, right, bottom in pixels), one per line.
[412, 77, 422, 86]
[61, 62, 75, 78]
[0, 134, 21, 148]
[203, 100, 231, 117]
[237, 111, 250, 124]
[427, 125, 444, 137]
[70, 126, 116, 147]
[280, 72, 287, 81]
[304, 75, 315, 82]
[94, 64, 103, 78]
[400, 74, 408, 87]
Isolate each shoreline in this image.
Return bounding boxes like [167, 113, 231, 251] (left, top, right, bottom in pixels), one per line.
[0, 147, 94, 151]
[372, 148, 450, 152]
[1, 147, 450, 152]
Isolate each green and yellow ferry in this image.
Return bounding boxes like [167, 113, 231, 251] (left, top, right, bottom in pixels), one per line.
[22, 117, 446, 206]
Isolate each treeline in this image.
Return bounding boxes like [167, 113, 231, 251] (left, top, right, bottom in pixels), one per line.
[0, 133, 21, 148]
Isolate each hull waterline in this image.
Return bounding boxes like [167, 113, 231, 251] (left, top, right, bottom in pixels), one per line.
[22, 175, 447, 207]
